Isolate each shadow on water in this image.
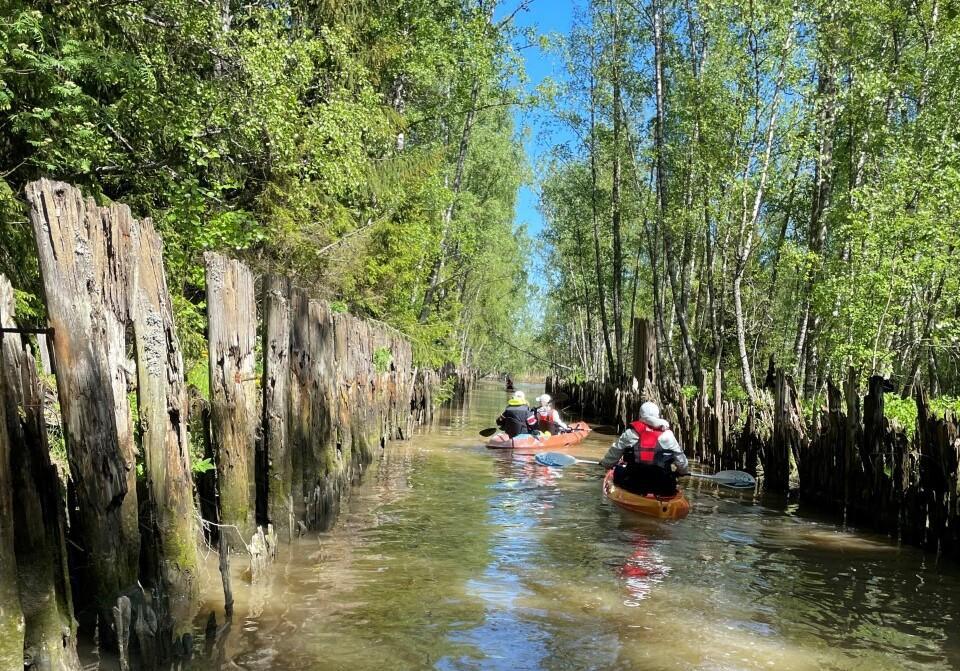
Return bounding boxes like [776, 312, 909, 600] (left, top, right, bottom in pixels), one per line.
[185, 381, 960, 671]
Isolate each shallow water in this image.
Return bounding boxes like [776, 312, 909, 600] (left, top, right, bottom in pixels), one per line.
[189, 381, 960, 670]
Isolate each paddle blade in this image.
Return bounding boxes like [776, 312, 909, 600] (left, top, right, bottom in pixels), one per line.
[479, 427, 499, 438]
[711, 470, 757, 488]
[535, 452, 578, 467]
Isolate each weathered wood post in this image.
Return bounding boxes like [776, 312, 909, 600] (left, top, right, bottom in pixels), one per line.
[0, 294, 25, 671]
[262, 275, 292, 536]
[1, 276, 81, 670]
[767, 371, 790, 492]
[128, 220, 199, 638]
[287, 287, 316, 524]
[26, 179, 140, 619]
[631, 317, 656, 395]
[205, 253, 258, 542]
[843, 367, 860, 515]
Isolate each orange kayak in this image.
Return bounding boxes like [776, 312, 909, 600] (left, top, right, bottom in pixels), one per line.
[485, 421, 592, 450]
[602, 469, 690, 520]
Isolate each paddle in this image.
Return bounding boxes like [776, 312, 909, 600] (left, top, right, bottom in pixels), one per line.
[533, 451, 756, 489]
[534, 452, 598, 467]
[686, 470, 756, 488]
[479, 427, 499, 438]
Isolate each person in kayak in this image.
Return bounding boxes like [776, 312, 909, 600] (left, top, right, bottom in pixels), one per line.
[599, 401, 689, 496]
[497, 390, 538, 437]
[534, 394, 570, 434]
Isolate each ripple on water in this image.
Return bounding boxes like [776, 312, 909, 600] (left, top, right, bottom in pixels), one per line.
[188, 383, 960, 671]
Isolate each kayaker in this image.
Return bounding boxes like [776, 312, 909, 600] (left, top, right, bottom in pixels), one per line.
[496, 390, 538, 437]
[599, 401, 689, 496]
[534, 394, 570, 434]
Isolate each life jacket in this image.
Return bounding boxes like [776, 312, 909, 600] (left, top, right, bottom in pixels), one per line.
[536, 407, 555, 432]
[629, 420, 664, 465]
[499, 400, 536, 437]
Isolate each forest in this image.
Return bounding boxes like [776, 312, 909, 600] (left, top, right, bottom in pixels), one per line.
[537, 0, 960, 409]
[0, 0, 534, 376]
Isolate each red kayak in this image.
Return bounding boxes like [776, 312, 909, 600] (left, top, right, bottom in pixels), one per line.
[485, 421, 592, 449]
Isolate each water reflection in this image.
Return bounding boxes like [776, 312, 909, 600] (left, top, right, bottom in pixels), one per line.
[185, 381, 960, 671]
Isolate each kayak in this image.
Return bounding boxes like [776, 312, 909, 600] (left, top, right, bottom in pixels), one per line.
[485, 421, 592, 449]
[602, 469, 690, 520]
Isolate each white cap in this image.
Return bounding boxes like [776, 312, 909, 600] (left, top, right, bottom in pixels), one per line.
[512, 390, 526, 401]
[640, 401, 661, 424]
[537, 394, 551, 406]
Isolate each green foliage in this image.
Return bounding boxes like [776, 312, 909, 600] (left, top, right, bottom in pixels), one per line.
[373, 346, 393, 374]
[0, 0, 533, 378]
[536, 0, 960, 401]
[432, 375, 458, 408]
[680, 385, 698, 401]
[884, 397, 918, 438]
[191, 457, 215, 474]
[931, 397, 960, 420]
[725, 384, 750, 405]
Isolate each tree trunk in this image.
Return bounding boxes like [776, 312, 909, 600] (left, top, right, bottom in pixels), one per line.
[653, 0, 703, 388]
[589, 35, 616, 380]
[798, 57, 837, 396]
[129, 219, 199, 639]
[26, 179, 140, 621]
[262, 276, 292, 535]
[632, 317, 657, 394]
[205, 253, 258, 543]
[610, 0, 625, 380]
[1, 275, 81, 671]
[419, 74, 481, 323]
[732, 22, 794, 401]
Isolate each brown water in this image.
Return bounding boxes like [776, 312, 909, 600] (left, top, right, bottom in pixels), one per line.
[190, 382, 960, 670]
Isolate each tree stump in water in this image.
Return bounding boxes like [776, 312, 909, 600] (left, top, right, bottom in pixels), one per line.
[26, 179, 140, 627]
[206, 252, 258, 542]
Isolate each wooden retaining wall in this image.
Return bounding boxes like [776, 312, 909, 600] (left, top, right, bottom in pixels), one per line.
[4, 180, 435, 667]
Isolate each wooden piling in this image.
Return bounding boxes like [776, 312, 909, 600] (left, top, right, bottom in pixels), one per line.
[262, 276, 292, 535]
[128, 218, 199, 636]
[0, 285, 24, 671]
[25, 179, 140, 620]
[0, 275, 81, 670]
[206, 252, 258, 542]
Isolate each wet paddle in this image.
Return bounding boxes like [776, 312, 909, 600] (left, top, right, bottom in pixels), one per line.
[534, 452, 599, 467]
[686, 470, 756, 488]
[533, 451, 756, 488]
[481, 424, 588, 439]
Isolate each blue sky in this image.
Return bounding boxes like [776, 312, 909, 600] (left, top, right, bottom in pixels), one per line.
[496, 0, 577, 239]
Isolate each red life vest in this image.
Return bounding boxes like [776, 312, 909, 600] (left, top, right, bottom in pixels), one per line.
[629, 420, 664, 464]
[536, 408, 555, 431]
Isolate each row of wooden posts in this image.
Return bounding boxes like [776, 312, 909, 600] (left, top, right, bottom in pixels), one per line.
[0, 180, 442, 670]
[548, 317, 960, 560]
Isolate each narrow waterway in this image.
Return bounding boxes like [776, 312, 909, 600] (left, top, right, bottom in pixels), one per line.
[191, 382, 960, 670]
